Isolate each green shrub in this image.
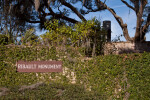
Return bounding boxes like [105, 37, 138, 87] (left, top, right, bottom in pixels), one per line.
[0, 45, 150, 99]
[21, 28, 39, 46]
[0, 34, 8, 45]
[41, 18, 107, 56]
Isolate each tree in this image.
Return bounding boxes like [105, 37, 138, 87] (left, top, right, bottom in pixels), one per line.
[0, 0, 105, 29]
[0, 0, 33, 44]
[91, 0, 150, 42]
[2, 0, 149, 43]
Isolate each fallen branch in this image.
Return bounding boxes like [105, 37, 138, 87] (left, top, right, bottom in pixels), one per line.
[0, 87, 9, 97]
[19, 82, 44, 91]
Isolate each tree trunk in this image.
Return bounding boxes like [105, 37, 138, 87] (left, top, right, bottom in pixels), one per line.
[92, 37, 96, 57]
[122, 24, 133, 42]
[134, 13, 143, 42]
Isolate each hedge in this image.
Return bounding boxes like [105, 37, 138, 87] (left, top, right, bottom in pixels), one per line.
[0, 45, 149, 99]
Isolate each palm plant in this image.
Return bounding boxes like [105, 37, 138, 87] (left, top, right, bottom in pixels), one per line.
[21, 28, 39, 45]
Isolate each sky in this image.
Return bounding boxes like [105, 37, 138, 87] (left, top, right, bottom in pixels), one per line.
[37, 0, 150, 41]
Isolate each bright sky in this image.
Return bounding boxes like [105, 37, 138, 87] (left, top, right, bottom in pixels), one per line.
[37, 0, 150, 41]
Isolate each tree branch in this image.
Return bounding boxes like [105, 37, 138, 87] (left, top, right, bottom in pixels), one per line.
[83, 9, 104, 14]
[18, 13, 42, 23]
[96, 0, 132, 41]
[44, 1, 79, 23]
[142, 14, 150, 33]
[54, 13, 79, 23]
[25, 20, 42, 23]
[60, 0, 86, 21]
[121, 0, 135, 11]
[83, 2, 106, 15]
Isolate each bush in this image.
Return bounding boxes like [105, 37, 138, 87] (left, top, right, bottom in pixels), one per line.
[41, 18, 107, 56]
[0, 34, 8, 45]
[0, 45, 150, 99]
[21, 28, 40, 46]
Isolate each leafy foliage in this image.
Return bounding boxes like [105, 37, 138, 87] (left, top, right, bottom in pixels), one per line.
[0, 34, 9, 45]
[0, 0, 33, 44]
[41, 18, 107, 56]
[21, 28, 39, 46]
[0, 45, 150, 99]
[41, 19, 79, 46]
[75, 18, 107, 56]
[1, 83, 105, 100]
